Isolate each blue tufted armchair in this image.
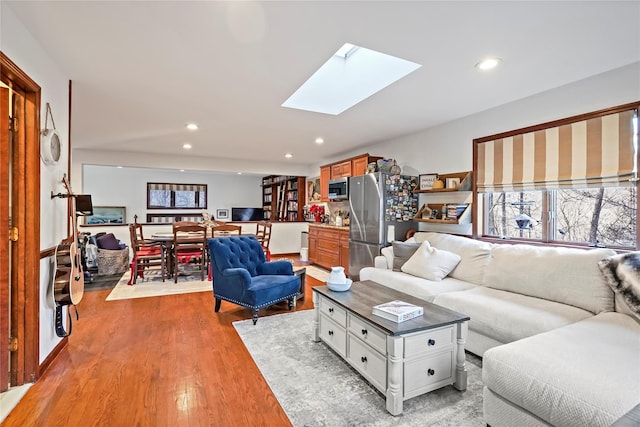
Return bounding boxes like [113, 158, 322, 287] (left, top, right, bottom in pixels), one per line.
[207, 235, 300, 324]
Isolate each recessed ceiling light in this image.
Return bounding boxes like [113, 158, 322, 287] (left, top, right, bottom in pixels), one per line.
[475, 58, 502, 71]
[185, 123, 199, 130]
[282, 42, 421, 115]
[116, 166, 123, 169]
[315, 137, 324, 144]
[179, 169, 185, 172]
[237, 172, 243, 175]
[285, 153, 293, 158]
[183, 143, 192, 149]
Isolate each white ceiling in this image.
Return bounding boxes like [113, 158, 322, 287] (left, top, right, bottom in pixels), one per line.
[6, 1, 640, 169]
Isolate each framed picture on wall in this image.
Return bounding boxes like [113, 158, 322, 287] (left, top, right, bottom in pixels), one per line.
[85, 206, 126, 224]
[307, 177, 321, 204]
[419, 174, 437, 191]
[216, 209, 229, 219]
[446, 177, 461, 189]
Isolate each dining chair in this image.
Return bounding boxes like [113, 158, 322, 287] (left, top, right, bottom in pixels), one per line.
[128, 224, 166, 285]
[172, 222, 207, 283]
[256, 221, 272, 261]
[208, 224, 243, 280]
[211, 224, 242, 236]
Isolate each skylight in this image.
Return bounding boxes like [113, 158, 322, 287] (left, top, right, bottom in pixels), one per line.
[282, 43, 421, 115]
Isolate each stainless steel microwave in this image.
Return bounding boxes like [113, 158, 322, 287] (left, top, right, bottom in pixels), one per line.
[328, 177, 349, 201]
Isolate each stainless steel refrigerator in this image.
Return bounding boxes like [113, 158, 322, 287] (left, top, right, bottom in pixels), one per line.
[349, 173, 418, 280]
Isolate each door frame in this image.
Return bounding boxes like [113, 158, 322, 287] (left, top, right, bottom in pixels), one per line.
[1, 52, 41, 385]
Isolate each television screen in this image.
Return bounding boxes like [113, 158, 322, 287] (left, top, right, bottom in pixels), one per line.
[75, 194, 94, 216]
[231, 207, 264, 221]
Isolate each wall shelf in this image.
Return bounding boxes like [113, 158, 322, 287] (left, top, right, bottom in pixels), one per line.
[414, 203, 471, 224]
[414, 171, 472, 193]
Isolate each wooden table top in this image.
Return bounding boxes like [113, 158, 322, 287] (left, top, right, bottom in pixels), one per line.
[313, 280, 469, 336]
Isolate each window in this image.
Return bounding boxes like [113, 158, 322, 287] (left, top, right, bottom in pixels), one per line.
[474, 102, 639, 249]
[147, 182, 207, 210]
[484, 187, 637, 247]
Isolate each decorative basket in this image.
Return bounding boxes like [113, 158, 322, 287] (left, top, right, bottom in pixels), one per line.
[97, 247, 130, 276]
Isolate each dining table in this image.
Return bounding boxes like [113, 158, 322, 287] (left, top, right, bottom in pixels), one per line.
[150, 231, 249, 278]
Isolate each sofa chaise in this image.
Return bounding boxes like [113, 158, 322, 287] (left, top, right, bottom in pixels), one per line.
[359, 231, 640, 426]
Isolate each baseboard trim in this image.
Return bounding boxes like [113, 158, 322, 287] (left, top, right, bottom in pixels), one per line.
[38, 337, 67, 378]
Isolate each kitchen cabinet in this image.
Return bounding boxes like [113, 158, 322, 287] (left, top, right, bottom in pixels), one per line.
[351, 155, 370, 176]
[330, 161, 352, 178]
[320, 166, 331, 202]
[320, 153, 382, 202]
[308, 224, 350, 276]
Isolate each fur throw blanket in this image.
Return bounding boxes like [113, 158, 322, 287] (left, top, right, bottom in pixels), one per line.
[599, 253, 640, 316]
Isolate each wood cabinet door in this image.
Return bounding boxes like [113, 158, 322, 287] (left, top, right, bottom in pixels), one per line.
[339, 231, 349, 276]
[351, 156, 368, 176]
[320, 166, 330, 201]
[330, 161, 352, 178]
[309, 236, 317, 262]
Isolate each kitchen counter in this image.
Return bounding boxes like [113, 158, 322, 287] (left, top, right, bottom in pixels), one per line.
[308, 223, 350, 231]
[308, 224, 350, 275]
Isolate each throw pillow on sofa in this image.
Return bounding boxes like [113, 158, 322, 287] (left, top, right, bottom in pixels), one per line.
[598, 252, 640, 318]
[401, 241, 461, 281]
[392, 241, 421, 271]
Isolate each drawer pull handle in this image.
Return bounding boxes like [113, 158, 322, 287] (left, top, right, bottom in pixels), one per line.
[361, 329, 368, 336]
[328, 330, 334, 336]
[329, 308, 334, 313]
[427, 368, 435, 376]
[361, 356, 367, 363]
[428, 339, 436, 346]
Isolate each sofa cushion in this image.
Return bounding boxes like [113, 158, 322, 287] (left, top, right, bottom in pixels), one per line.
[433, 286, 593, 344]
[401, 241, 461, 281]
[413, 232, 492, 285]
[483, 244, 615, 314]
[483, 312, 640, 427]
[359, 267, 476, 302]
[391, 241, 420, 271]
[598, 252, 640, 319]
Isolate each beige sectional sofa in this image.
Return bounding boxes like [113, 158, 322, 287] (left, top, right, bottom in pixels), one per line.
[359, 232, 640, 427]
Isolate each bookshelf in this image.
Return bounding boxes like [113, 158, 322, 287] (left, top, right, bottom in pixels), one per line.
[262, 175, 306, 222]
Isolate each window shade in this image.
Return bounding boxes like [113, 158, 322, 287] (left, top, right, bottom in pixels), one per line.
[148, 183, 207, 192]
[475, 108, 638, 192]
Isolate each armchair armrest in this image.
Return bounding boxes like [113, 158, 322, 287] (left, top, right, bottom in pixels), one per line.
[258, 260, 293, 275]
[374, 255, 391, 269]
[221, 267, 252, 284]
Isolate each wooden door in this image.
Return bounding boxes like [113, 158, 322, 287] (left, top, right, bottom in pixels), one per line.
[0, 87, 9, 392]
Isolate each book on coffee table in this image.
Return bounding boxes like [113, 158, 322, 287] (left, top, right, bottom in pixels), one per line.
[372, 300, 424, 323]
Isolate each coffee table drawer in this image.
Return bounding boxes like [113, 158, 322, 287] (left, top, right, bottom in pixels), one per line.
[348, 314, 387, 354]
[319, 296, 347, 327]
[347, 334, 386, 393]
[320, 315, 346, 357]
[404, 325, 454, 357]
[404, 350, 454, 397]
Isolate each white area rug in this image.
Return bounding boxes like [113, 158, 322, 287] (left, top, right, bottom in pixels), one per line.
[234, 310, 484, 426]
[305, 265, 330, 282]
[105, 270, 211, 301]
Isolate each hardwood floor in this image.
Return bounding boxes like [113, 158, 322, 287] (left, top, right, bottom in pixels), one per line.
[3, 260, 320, 427]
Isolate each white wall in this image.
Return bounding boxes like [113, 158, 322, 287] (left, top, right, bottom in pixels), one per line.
[82, 165, 262, 223]
[325, 62, 640, 234]
[2, 4, 72, 363]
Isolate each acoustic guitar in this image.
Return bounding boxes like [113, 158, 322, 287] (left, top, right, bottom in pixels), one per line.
[52, 174, 84, 336]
